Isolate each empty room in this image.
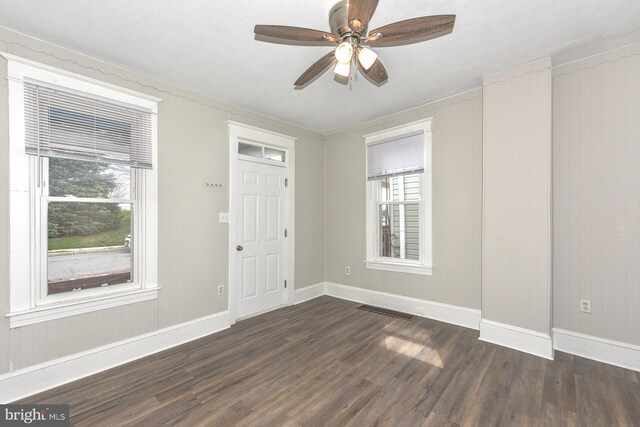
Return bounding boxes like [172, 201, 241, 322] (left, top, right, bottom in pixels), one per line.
[0, 0, 639, 425]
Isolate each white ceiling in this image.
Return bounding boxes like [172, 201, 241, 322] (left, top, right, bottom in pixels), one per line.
[1, 0, 639, 134]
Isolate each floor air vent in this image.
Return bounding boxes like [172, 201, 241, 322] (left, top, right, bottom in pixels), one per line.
[357, 305, 415, 320]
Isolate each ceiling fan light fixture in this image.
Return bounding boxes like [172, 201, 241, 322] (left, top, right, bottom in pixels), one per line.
[335, 41, 354, 64]
[254, 1, 456, 88]
[334, 60, 351, 77]
[357, 47, 378, 70]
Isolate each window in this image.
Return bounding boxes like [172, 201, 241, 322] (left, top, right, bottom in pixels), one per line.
[44, 159, 135, 299]
[377, 174, 422, 261]
[238, 141, 286, 162]
[365, 119, 432, 275]
[6, 55, 160, 327]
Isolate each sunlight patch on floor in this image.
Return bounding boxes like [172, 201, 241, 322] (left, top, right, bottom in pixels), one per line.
[383, 322, 434, 343]
[382, 335, 444, 368]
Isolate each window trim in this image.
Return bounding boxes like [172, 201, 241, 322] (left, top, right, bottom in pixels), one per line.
[364, 118, 433, 276]
[5, 53, 161, 328]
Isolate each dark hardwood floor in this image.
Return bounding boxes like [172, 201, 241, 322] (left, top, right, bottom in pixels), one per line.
[19, 296, 640, 426]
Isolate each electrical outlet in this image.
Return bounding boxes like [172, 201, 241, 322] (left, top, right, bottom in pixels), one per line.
[580, 299, 591, 313]
[218, 285, 224, 296]
[345, 266, 351, 276]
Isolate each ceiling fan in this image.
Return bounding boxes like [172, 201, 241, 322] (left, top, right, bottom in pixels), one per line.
[254, 0, 455, 88]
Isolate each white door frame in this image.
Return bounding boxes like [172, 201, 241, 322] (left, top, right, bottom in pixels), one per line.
[228, 121, 296, 324]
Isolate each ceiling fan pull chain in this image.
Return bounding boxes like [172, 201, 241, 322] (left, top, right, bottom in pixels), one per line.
[351, 56, 357, 89]
[350, 58, 355, 90]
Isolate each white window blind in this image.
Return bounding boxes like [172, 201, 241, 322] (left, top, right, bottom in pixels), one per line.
[367, 131, 424, 180]
[24, 79, 154, 169]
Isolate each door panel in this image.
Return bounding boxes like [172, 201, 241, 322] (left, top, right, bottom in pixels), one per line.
[266, 173, 280, 187]
[236, 159, 286, 318]
[265, 253, 280, 293]
[243, 170, 258, 185]
[265, 196, 280, 242]
[242, 195, 258, 243]
[242, 256, 258, 298]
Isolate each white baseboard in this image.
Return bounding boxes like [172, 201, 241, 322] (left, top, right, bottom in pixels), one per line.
[553, 328, 640, 372]
[480, 319, 553, 360]
[294, 282, 326, 304]
[324, 282, 481, 330]
[0, 311, 230, 403]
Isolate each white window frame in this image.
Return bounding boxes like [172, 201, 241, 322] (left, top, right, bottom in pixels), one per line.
[365, 118, 433, 276]
[4, 53, 161, 328]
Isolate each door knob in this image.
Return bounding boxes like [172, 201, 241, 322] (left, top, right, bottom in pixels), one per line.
[236, 245, 243, 251]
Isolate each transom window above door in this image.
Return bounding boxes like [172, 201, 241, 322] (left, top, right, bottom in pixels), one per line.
[239, 141, 286, 162]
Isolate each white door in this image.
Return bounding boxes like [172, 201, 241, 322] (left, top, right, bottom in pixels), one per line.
[235, 159, 287, 318]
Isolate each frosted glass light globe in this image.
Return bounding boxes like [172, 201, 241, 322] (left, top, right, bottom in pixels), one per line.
[334, 61, 351, 77]
[335, 42, 354, 64]
[358, 47, 378, 70]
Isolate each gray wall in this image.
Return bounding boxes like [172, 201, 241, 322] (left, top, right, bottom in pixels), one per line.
[294, 136, 325, 290]
[553, 42, 640, 345]
[0, 27, 325, 373]
[324, 89, 483, 309]
[482, 59, 552, 334]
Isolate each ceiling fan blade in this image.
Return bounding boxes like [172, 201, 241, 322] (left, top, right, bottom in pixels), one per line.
[348, 0, 379, 33]
[294, 51, 337, 88]
[359, 57, 388, 85]
[254, 25, 337, 44]
[367, 15, 455, 46]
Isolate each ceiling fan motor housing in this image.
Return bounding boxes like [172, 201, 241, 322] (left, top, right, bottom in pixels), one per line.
[330, 0, 364, 41]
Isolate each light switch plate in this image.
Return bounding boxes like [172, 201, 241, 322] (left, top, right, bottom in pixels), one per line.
[219, 212, 229, 223]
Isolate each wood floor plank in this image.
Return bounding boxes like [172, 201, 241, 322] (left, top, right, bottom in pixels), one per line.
[542, 350, 577, 416]
[497, 353, 547, 426]
[541, 402, 579, 427]
[462, 347, 520, 426]
[425, 341, 497, 424]
[575, 374, 632, 426]
[240, 359, 354, 425]
[14, 296, 640, 426]
[411, 328, 478, 418]
[620, 381, 640, 426]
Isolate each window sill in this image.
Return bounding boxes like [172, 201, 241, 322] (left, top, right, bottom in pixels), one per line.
[365, 260, 433, 276]
[6, 286, 160, 328]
